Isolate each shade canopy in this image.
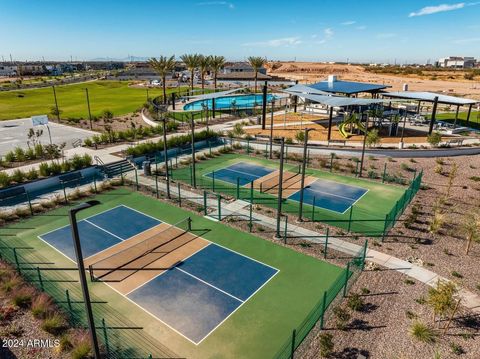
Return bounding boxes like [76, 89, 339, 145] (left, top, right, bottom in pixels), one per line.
[382, 91, 479, 106]
[189, 88, 244, 100]
[308, 79, 389, 95]
[283, 84, 332, 96]
[284, 91, 391, 107]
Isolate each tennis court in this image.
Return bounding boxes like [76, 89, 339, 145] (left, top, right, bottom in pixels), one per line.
[288, 179, 368, 214]
[204, 161, 275, 186]
[204, 161, 368, 213]
[38, 204, 278, 345]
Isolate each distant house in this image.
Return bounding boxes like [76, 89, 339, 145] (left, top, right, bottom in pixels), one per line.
[438, 56, 476, 69]
[223, 62, 267, 75]
[0, 64, 17, 76]
[217, 71, 271, 81]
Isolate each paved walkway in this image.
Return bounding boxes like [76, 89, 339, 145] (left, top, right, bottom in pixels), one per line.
[126, 170, 480, 315]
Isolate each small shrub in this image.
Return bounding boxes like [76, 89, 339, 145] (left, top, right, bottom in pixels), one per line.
[347, 293, 364, 311]
[31, 293, 53, 319]
[10, 169, 25, 184]
[12, 287, 33, 308]
[58, 335, 73, 352]
[404, 279, 415, 285]
[1, 275, 21, 294]
[71, 342, 91, 359]
[360, 287, 370, 295]
[318, 333, 334, 357]
[25, 168, 39, 180]
[451, 271, 463, 279]
[409, 321, 436, 343]
[41, 313, 67, 336]
[333, 307, 351, 330]
[405, 310, 418, 319]
[450, 342, 465, 355]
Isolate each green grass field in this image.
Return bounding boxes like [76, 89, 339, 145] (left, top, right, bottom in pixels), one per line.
[170, 153, 406, 236]
[434, 111, 480, 129]
[5, 189, 344, 358]
[0, 81, 185, 120]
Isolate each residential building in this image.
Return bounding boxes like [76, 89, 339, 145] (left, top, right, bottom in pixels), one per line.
[438, 56, 476, 69]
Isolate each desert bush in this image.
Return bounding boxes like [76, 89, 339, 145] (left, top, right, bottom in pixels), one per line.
[318, 333, 334, 357]
[347, 293, 365, 311]
[0, 172, 12, 188]
[11, 287, 34, 308]
[409, 321, 436, 343]
[41, 313, 67, 336]
[31, 293, 53, 319]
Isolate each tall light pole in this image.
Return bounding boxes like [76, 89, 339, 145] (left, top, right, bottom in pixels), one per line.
[358, 111, 369, 178]
[85, 88, 93, 130]
[191, 114, 196, 188]
[162, 116, 171, 198]
[68, 201, 101, 359]
[298, 128, 312, 221]
[275, 137, 285, 239]
[52, 85, 60, 121]
[269, 98, 275, 159]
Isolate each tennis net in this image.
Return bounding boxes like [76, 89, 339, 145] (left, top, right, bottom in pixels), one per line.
[260, 165, 301, 194]
[88, 217, 192, 282]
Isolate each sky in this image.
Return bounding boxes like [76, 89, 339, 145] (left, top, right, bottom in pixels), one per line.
[1, 0, 479, 63]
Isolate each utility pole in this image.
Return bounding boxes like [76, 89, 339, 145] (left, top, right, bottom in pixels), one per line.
[269, 98, 275, 158]
[68, 201, 101, 359]
[298, 128, 312, 221]
[85, 88, 93, 130]
[52, 86, 60, 121]
[191, 114, 196, 188]
[275, 138, 285, 239]
[162, 116, 171, 198]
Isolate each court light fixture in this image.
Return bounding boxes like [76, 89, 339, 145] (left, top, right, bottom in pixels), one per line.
[68, 200, 102, 359]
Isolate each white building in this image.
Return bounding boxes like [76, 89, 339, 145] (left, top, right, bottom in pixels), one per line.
[0, 64, 18, 76]
[438, 56, 476, 69]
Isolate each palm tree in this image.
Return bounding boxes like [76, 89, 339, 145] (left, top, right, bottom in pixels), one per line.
[148, 55, 176, 104]
[247, 56, 266, 93]
[198, 55, 211, 93]
[209, 55, 226, 90]
[180, 54, 201, 91]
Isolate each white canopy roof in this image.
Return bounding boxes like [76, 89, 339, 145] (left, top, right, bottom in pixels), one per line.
[189, 88, 245, 101]
[383, 91, 478, 106]
[284, 91, 391, 107]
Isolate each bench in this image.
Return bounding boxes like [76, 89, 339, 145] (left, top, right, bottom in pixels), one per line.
[59, 171, 83, 185]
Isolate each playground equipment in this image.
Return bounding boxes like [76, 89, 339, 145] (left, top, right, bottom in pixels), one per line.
[338, 113, 366, 138]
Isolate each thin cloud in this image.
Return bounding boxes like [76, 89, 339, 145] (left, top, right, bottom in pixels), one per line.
[377, 33, 396, 39]
[356, 25, 367, 30]
[324, 28, 334, 38]
[408, 2, 479, 17]
[341, 20, 356, 25]
[453, 37, 480, 43]
[242, 36, 302, 47]
[196, 1, 234, 9]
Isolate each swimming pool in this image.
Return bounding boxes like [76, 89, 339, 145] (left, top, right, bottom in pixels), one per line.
[183, 94, 278, 111]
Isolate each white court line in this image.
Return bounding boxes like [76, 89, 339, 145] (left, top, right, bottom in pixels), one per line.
[175, 267, 244, 303]
[124, 243, 212, 296]
[196, 266, 280, 345]
[84, 219, 126, 241]
[38, 207, 281, 346]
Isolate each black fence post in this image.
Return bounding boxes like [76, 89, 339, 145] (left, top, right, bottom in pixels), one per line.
[102, 318, 111, 356]
[290, 329, 296, 359]
[36, 267, 44, 291]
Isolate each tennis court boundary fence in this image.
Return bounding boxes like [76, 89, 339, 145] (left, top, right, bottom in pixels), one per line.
[274, 241, 367, 359]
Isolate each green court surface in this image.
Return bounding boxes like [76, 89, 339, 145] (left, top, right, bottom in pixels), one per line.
[5, 189, 344, 358]
[0, 81, 186, 120]
[170, 153, 407, 236]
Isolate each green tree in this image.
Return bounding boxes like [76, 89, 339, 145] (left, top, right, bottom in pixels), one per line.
[427, 131, 442, 147]
[148, 55, 176, 103]
[180, 54, 201, 90]
[366, 129, 381, 147]
[198, 55, 211, 92]
[209, 55, 226, 90]
[462, 211, 480, 254]
[295, 130, 305, 143]
[427, 280, 457, 326]
[247, 56, 266, 93]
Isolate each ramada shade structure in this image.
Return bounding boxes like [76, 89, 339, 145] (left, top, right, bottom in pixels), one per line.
[283, 85, 393, 141]
[382, 91, 479, 134]
[307, 79, 390, 96]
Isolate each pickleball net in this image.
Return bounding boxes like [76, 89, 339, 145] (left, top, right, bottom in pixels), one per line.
[259, 165, 302, 195]
[88, 217, 192, 282]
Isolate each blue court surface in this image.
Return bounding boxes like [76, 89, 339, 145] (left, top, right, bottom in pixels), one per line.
[38, 205, 161, 261]
[288, 179, 368, 213]
[127, 243, 279, 344]
[205, 162, 274, 186]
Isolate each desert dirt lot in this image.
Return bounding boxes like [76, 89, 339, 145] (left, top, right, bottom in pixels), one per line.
[266, 62, 480, 100]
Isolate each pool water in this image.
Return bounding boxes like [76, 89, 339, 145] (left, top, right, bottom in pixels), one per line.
[183, 94, 277, 111]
